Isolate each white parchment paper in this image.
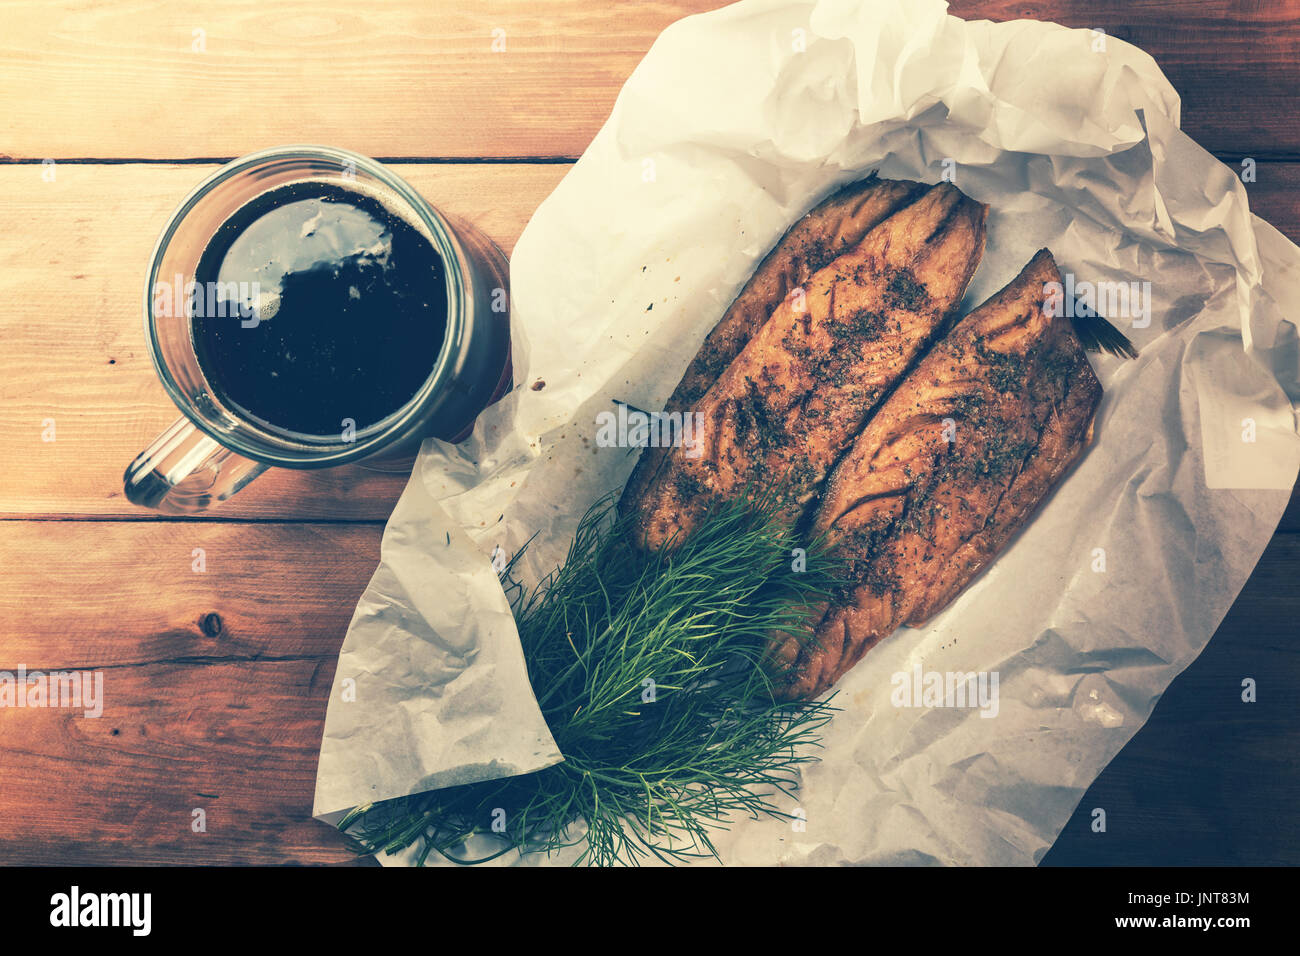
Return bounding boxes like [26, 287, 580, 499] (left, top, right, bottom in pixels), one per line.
[314, 0, 1300, 865]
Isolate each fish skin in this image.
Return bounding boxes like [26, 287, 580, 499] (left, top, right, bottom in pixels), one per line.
[770, 248, 1103, 700]
[625, 182, 989, 552]
[620, 174, 928, 514]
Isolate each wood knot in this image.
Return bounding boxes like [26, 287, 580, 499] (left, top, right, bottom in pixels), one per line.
[200, 612, 224, 638]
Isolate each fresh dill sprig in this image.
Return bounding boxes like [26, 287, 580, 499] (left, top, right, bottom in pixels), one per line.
[337, 491, 839, 866]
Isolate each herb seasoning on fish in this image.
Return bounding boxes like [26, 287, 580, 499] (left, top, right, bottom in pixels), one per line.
[770, 248, 1103, 699]
[627, 185, 987, 551]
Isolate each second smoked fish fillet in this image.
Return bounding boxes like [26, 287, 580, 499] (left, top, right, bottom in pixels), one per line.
[769, 249, 1103, 699]
[625, 183, 988, 551]
[621, 174, 927, 512]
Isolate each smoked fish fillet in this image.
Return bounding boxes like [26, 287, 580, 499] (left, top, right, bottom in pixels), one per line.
[621, 174, 927, 512]
[770, 249, 1103, 699]
[624, 182, 988, 551]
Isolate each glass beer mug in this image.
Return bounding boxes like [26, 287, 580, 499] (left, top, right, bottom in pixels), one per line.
[124, 146, 511, 514]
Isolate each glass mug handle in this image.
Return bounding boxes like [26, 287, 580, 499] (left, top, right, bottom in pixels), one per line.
[123, 417, 268, 514]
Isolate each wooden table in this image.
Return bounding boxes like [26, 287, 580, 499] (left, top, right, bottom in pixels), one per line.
[1, 0, 1296, 865]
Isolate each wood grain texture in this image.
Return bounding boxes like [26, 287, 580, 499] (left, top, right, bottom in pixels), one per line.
[0, 521, 381, 864]
[1, 518, 1297, 864]
[1248, 161, 1300, 245]
[3, 1, 1298, 161]
[0, 0, 724, 161]
[0, 162, 567, 520]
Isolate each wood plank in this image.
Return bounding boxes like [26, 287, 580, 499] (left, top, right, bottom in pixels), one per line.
[1279, 484, 1300, 533]
[948, 0, 1300, 158]
[1, 518, 1297, 863]
[3, 1, 1297, 161]
[0, 0, 724, 161]
[0, 162, 568, 520]
[1247, 162, 1300, 245]
[2, 160, 1295, 520]
[1251, 161, 1300, 529]
[0, 520, 381, 864]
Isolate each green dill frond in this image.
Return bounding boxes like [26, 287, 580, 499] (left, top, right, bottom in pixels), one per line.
[339, 490, 839, 866]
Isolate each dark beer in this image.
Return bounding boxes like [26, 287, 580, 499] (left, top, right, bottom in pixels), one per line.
[190, 180, 447, 438]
